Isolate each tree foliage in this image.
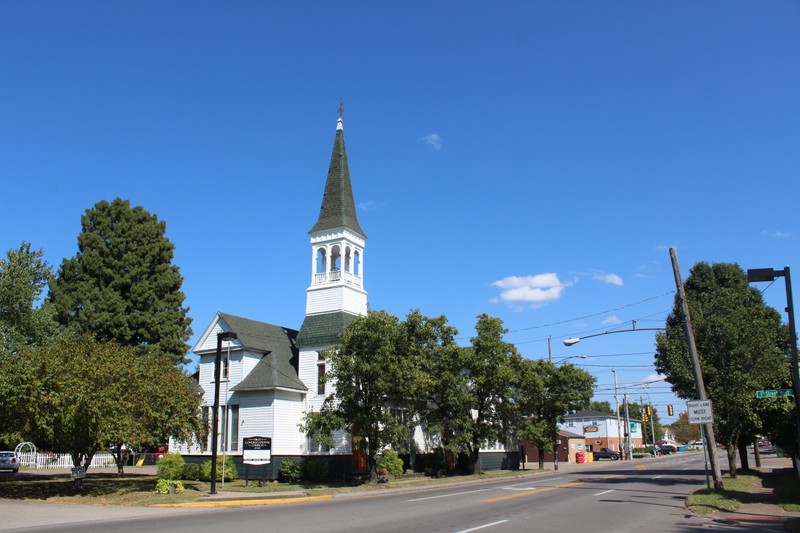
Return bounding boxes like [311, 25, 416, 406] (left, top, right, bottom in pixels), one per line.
[0, 333, 204, 472]
[654, 261, 790, 475]
[406, 310, 470, 466]
[0, 242, 59, 354]
[461, 314, 522, 473]
[303, 310, 416, 480]
[588, 400, 614, 414]
[672, 411, 701, 444]
[49, 199, 192, 364]
[515, 359, 595, 469]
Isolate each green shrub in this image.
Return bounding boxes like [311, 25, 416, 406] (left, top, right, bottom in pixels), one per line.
[157, 453, 185, 480]
[182, 462, 201, 481]
[155, 479, 184, 494]
[304, 458, 329, 482]
[377, 449, 404, 476]
[199, 456, 238, 481]
[279, 459, 302, 483]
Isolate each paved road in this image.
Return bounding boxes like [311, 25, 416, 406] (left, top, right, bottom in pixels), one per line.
[5, 453, 768, 533]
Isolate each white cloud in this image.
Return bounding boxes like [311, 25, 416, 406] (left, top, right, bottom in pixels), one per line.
[357, 200, 379, 212]
[490, 273, 570, 309]
[643, 374, 667, 385]
[602, 315, 622, 326]
[762, 229, 792, 238]
[420, 133, 442, 150]
[592, 272, 624, 286]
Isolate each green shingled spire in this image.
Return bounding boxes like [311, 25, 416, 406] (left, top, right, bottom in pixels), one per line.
[309, 118, 366, 239]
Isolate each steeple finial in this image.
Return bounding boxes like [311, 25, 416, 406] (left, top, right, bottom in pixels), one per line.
[338, 99, 344, 119]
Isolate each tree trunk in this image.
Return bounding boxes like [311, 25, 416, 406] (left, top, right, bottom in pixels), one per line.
[471, 448, 482, 475]
[737, 439, 750, 471]
[726, 446, 738, 478]
[537, 446, 546, 470]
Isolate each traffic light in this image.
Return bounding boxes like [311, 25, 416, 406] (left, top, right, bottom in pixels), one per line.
[643, 412, 648, 423]
[668, 404, 674, 416]
[646, 405, 652, 416]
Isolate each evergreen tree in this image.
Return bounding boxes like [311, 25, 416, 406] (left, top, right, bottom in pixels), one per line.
[50, 199, 192, 364]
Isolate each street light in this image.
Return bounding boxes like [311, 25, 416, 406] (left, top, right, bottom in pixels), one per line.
[210, 331, 238, 495]
[747, 266, 800, 462]
[563, 321, 665, 346]
[553, 355, 587, 365]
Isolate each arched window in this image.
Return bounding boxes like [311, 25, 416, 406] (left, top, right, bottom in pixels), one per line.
[353, 251, 361, 276]
[316, 248, 327, 274]
[330, 245, 341, 271]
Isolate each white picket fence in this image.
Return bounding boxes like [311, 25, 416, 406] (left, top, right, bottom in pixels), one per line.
[17, 452, 117, 469]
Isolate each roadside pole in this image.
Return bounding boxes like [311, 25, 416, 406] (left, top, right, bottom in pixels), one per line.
[670, 248, 723, 490]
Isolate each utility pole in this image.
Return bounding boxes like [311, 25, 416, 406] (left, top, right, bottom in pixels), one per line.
[613, 370, 622, 456]
[670, 247, 723, 490]
[623, 394, 633, 460]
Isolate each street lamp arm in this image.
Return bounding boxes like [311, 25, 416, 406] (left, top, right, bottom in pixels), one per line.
[563, 327, 665, 346]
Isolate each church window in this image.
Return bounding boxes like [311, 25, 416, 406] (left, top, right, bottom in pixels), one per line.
[317, 355, 326, 395]
[330, 245, 341, 271]
[353, 251, 360, 276]
[316, 248, 327, 274]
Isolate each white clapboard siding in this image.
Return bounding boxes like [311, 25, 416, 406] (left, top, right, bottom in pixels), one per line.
[239, 393, 274, 446]
[273, 390, 306, 454]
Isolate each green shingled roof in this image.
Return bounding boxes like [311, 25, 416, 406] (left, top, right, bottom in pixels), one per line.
[296, 311, 359, 349]
[309, 121, 366, 239]
[216, 312, 307, 393]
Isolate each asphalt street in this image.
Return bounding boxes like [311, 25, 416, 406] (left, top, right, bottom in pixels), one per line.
[4, 452, 781, 533]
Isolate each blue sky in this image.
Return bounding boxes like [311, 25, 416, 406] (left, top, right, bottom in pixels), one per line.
[3, 1, 799, 425]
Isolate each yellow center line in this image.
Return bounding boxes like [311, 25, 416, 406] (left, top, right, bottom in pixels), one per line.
[483, 474, 627, 503]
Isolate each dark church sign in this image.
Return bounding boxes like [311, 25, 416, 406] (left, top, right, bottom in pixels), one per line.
[243, 436, 272, 465]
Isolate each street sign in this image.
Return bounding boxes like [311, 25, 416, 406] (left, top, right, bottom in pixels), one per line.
[686, 400, 713, 424]
[755, 389, 794, 398]
[629, 421, 636, 433]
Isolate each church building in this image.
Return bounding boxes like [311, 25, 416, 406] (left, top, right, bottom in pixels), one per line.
[170, 114, 369, 478]
[171, 114, 518, 478]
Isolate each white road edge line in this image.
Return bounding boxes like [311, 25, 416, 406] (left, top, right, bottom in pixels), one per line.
[407, 488, 492, 502]
[652, 475, 663, 479]
[457, 520, 510, 533]
[595, 489, 614, 496]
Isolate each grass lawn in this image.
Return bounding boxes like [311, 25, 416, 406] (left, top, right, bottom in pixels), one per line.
[686, 472, 760, 514]
[0, 468, 527, 506]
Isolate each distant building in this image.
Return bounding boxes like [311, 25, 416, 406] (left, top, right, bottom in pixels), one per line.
[557, 409, 644, 453]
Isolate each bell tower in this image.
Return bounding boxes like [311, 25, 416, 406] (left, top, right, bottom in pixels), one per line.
[297, 115, 367, 349]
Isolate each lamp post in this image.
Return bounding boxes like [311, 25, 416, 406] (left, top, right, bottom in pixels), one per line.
[553, 355, 587, 365]
[210, 331, 238, 495]
[747, 266, 800, 463]
[563, 321, 664, 347]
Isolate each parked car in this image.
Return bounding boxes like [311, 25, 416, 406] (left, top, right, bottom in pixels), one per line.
[593, 447, 621, 460]
[660, 444, 677, 455]
[0, 451, 19, 472]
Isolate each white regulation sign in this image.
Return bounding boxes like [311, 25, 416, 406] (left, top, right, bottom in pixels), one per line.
[686, 400, 713, 425]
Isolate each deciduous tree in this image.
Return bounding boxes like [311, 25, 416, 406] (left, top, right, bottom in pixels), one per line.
[516, 359, 595, 469]
[303, 310, 415, 481]
[0, 333, 204, 474]
[462, 314, 522, 474]
[0, 242, 59, 354]
[655, 262, 790, 476]
[49, 199, 192, 364]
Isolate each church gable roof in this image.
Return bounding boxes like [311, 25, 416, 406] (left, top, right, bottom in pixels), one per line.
[214, 312, 306, 393]
[309, 118, 366, 239]
[232, 355, 307, 393]
[297, 311, 359, 349]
